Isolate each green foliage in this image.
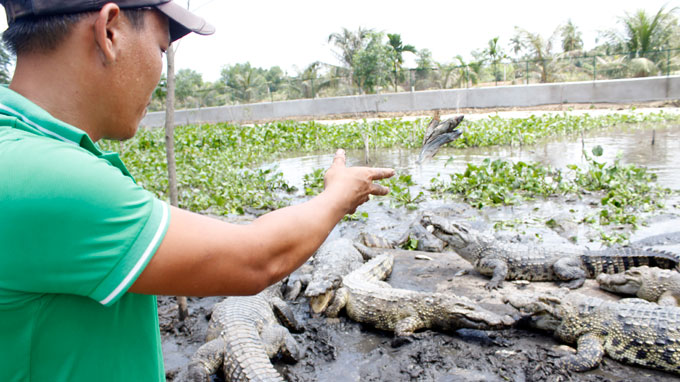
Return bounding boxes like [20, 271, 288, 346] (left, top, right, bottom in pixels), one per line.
[99, 111, 677, 217]
[429, 145, 671, 241]
[303, 168, 325, 196]
[453, 111, 679, 148]
[429, 158, 566, 208]
[352, 32, 393, 93]
[570, 145, 670, 227]
[380, 174, 424, 210]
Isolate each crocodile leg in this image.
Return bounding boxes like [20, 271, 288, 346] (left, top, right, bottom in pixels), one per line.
[394, 315, 426, 336]
[283, 280, 304, 301]
[262, 325, 303, 363]
[478, 258, 508, 290]
[658, 291, 680, 306]
[186, 336, 226, 382]
[553, 256, 587, 289]
[325, 287, 349, 318]
[557, 332, 605, 372]
[271, 296, 304, 333]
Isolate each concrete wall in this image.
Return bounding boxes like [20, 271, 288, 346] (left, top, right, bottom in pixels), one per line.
[140, 76, 680, 127]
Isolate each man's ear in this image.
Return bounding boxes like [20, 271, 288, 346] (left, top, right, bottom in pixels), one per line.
[93, 3, 123, 65]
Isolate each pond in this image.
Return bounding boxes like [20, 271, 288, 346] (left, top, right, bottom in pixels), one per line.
[271, 122, 680, 252]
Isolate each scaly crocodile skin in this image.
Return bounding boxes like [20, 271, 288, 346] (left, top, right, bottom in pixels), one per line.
[326, 253, 515, 336]
[597, 265, 680, 306]
[424, 215, 679, 289]
[187, 285, 302, 382]
[506, 292, 680, 374]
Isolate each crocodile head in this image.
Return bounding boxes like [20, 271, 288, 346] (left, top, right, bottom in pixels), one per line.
[304, 238, 365, 314]
[433, 295, 516, 330]
[421, 214, 495, 263]
[596, 266, 647, 295]
[503, 292, 564, 332]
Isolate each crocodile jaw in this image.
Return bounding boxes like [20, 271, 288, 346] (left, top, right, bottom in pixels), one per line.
[596, 273, 642, 295]
[310, 291, 335, 314]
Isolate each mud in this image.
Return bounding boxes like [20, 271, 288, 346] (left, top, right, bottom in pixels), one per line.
[159, 209, 680, 382]
[159, 113, 680, 381]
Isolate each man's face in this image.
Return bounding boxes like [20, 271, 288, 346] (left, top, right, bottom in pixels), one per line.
[105, 9, 170, 140]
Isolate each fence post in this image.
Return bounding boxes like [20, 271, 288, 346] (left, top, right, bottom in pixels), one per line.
[592, 56, 596, 81]
[311, 78, 315, 99]
[525, 60, 529, 85]
[667, 48, 671, 76]
[409, 69, 414, 92]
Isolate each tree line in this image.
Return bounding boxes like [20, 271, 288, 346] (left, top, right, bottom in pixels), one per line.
[1, 6, 676, 111]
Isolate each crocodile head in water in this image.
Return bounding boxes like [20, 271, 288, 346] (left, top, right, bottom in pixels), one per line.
[596, 266, 647, 295]
[421, 214, 494, 263]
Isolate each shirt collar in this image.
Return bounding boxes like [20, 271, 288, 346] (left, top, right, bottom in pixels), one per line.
[0, 85, 132, 178]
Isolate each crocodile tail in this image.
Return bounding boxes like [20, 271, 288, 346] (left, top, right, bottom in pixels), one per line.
[581, 248, 680, 276]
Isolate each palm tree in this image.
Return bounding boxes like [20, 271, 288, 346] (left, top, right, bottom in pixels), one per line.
[483, 37, 507, 85]
[560, 19, 584, 52]
[220, 63, 267, 103]
[602, 5, 678, 61]
[434, 62, 458, 89]
[386, 33, 416, 92]
[328, 27, 372, 67]
[328, 27, 373, 90]
[512, 27, 558, 83]
[454, 55, 482, 88]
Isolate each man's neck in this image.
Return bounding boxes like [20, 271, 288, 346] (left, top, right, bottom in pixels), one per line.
[10, 51, 105, 142]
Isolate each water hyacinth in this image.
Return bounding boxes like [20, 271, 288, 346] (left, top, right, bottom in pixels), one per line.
[98, 111, 678, 216]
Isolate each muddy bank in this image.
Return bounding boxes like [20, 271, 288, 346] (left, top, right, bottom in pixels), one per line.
[160, 200, 680, 381]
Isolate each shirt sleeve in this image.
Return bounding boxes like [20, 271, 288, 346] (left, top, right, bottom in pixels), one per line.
[0, 134, 170, 306]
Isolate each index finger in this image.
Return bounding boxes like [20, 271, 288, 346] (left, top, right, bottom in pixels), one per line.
[331, 149, 346, 168]
[368, 167, 395, 181]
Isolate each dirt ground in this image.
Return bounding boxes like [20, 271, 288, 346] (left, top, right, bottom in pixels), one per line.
[159, 210, 680, 382]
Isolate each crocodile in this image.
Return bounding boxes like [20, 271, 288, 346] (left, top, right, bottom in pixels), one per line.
[324, 253, 515, 337]
[303, 238, 374, 314]
[360, 219, 446, 252]
[505, 291, 680, 374]
[417, 114, 465, 164]
[597, 265, 680, 306]
[359, 210, 447, 252]
[423, 215, 680, 289]
[187, 284, 303, 382]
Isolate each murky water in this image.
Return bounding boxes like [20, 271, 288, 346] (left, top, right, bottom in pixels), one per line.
[267, 122, 680, 252]
[272, 123, 680, 191]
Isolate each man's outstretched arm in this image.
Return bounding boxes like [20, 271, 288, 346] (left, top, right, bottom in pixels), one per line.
[129, 149, 394, 297]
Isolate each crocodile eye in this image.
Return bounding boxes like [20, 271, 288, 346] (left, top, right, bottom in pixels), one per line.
[627, 270, 642, 277]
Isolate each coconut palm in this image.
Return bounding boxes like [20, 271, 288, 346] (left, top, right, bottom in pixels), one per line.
[386, 33, 416, 91]
[512, 27, 559, 83]
[220, 62, 267, 103]
[483, 37, 507, 85]
[602, 5, 678, 61]
[560, 19, 584, 52]
[328, 27, 374, 92]
[328, 27, 373, 70]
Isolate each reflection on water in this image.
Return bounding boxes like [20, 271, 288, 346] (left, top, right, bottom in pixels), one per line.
[270, 124, 680, 191]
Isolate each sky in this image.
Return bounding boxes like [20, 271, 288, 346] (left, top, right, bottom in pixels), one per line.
[0, 0, 677, 82]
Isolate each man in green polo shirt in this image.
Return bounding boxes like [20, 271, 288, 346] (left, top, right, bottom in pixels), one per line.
[0, 1, 394, 381]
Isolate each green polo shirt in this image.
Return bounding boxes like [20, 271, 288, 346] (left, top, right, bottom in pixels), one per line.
[0, 86, 170, 381]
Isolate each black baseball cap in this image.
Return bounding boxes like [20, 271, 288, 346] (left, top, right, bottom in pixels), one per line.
[1, 0, 215, 42]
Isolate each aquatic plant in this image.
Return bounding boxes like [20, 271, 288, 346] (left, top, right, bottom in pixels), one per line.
[98, 111, 677, 216]
[428, 146, 671, 243]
